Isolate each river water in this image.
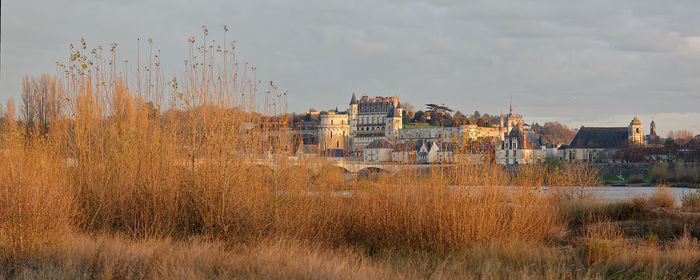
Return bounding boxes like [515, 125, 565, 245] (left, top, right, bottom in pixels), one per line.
[587, 186, 696, 204]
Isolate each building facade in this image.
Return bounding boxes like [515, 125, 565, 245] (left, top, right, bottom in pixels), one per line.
[347, 94, 403, 150]
[317, 111, 350, 153]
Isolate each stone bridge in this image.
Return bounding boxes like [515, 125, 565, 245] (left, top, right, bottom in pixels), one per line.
[332, 160, 430, 174]
[248, 158, 440, 174]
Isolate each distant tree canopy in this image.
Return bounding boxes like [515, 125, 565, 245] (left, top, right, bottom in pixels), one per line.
[412, 110, 427, 124]
[453, 111, 469, 125]
[400, 102, 415, 113]
[476, 117, 491, 127]
[531, 122, 577, 146]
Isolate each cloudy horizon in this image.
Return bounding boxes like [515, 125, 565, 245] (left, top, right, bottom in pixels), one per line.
[2, 0, 699, 136]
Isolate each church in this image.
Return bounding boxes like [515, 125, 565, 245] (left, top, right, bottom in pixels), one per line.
[558, 117, 649, 162]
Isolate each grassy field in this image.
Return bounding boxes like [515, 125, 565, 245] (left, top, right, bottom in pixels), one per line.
[403, 122, 439, 129]
[2, 32, 700, 279]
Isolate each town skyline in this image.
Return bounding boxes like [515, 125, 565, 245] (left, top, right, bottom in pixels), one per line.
[2, 0, 700, 136]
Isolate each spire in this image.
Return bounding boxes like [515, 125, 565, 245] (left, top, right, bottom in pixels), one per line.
[509, 96, 513, 114]
[350, 93, 358, 105]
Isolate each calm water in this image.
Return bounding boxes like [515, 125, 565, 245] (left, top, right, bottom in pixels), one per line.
[587, 186, 696, 204]
[462, 186, 697, 205]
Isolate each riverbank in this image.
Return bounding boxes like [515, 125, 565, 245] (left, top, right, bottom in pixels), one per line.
[4, 189, 700, 279]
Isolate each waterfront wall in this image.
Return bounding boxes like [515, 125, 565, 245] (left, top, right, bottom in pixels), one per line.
[595, 162, 700, 178]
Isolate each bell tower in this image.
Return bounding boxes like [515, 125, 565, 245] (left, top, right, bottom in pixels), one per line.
[628, 117, 644, 144]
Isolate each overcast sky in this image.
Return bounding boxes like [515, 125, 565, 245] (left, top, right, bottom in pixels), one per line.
[2, 0, 699, 136]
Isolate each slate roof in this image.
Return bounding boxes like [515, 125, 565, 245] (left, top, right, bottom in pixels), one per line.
[366, 139, 394, 149]
[507, 126, 542, 149]
[386, 106, 401, 118]
[324, 149, 345, 157]
[569, 127, 629, 149]
[393, 141, 422, 152]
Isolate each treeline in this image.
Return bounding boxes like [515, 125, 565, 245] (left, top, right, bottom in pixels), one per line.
[615, 137, 700, 162]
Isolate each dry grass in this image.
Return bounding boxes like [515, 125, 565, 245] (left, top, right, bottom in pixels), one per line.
[2, 235, 409, 280]
[681, 191, 700, 211]
[649, 187, 676, 208]
[0, 137, 74, 260]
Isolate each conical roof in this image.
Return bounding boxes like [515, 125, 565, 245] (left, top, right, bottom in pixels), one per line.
[350, 93, 358, 105]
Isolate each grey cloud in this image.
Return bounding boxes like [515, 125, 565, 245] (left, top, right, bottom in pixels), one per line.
[1, 0, 699, 136]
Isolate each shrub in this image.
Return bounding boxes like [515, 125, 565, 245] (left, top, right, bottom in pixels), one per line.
[628, 174, 645, 184]
[681, 191, 700, 211]
[674, 162, 700, 183]
[0, 144, 74, 259]
[583, 220, 624, 264]
[649, 187, 675, 208]
[650, 163, 668, 183]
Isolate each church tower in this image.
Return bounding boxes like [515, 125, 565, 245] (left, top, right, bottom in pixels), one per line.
[509, 96, 513, 115]
[628, 117, 644, 144]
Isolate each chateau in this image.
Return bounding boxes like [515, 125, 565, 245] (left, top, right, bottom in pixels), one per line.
[312, 94, 659, 164]
[317, 94, 525, 162]
[317, 94, 402, 155]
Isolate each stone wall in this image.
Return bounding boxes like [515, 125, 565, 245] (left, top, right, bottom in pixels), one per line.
[504, 162, 700, 179]
[595, 162, 700, 178]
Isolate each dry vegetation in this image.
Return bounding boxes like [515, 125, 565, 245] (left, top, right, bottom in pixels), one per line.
[2, 29, 700, 279]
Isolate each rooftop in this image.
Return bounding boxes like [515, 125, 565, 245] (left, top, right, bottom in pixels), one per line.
[569, 127, 629, 149]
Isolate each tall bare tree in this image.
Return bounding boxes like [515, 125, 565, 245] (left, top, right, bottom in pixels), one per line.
[668, 129, 694, 143]
[20, 75, 66, 137]
[5, 98, 16, 122]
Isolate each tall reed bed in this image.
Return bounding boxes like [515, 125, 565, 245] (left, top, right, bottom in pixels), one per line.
[0, 28, 594, 259]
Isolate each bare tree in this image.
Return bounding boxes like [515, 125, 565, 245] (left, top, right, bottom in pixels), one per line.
[21, 76, 36, 137]
[20, 75, 66, 137]
[5, 98, 16, 121]
[668, 129, 693, 143]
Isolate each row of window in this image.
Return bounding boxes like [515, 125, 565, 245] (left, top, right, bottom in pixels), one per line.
[357, 116, 385, 124]
[329, 131, 346, 138]
[359, 126, 385, 131]
[501, 141, 518, 150]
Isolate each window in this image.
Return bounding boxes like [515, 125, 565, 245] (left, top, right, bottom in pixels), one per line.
[337, 141, 339, 148]
[636, 128, 640, 133]
[331, 120, 333, 125]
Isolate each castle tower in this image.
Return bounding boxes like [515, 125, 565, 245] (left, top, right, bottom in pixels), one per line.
[628, 117, 644, 144]
[348, 93, 359, 135]
[650, 120, 657, 136]
[385, 105, 402, 139]
[318, 111, 350, 152]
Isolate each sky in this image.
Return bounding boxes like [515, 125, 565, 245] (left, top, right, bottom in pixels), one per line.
[1, 0, 699, 136]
